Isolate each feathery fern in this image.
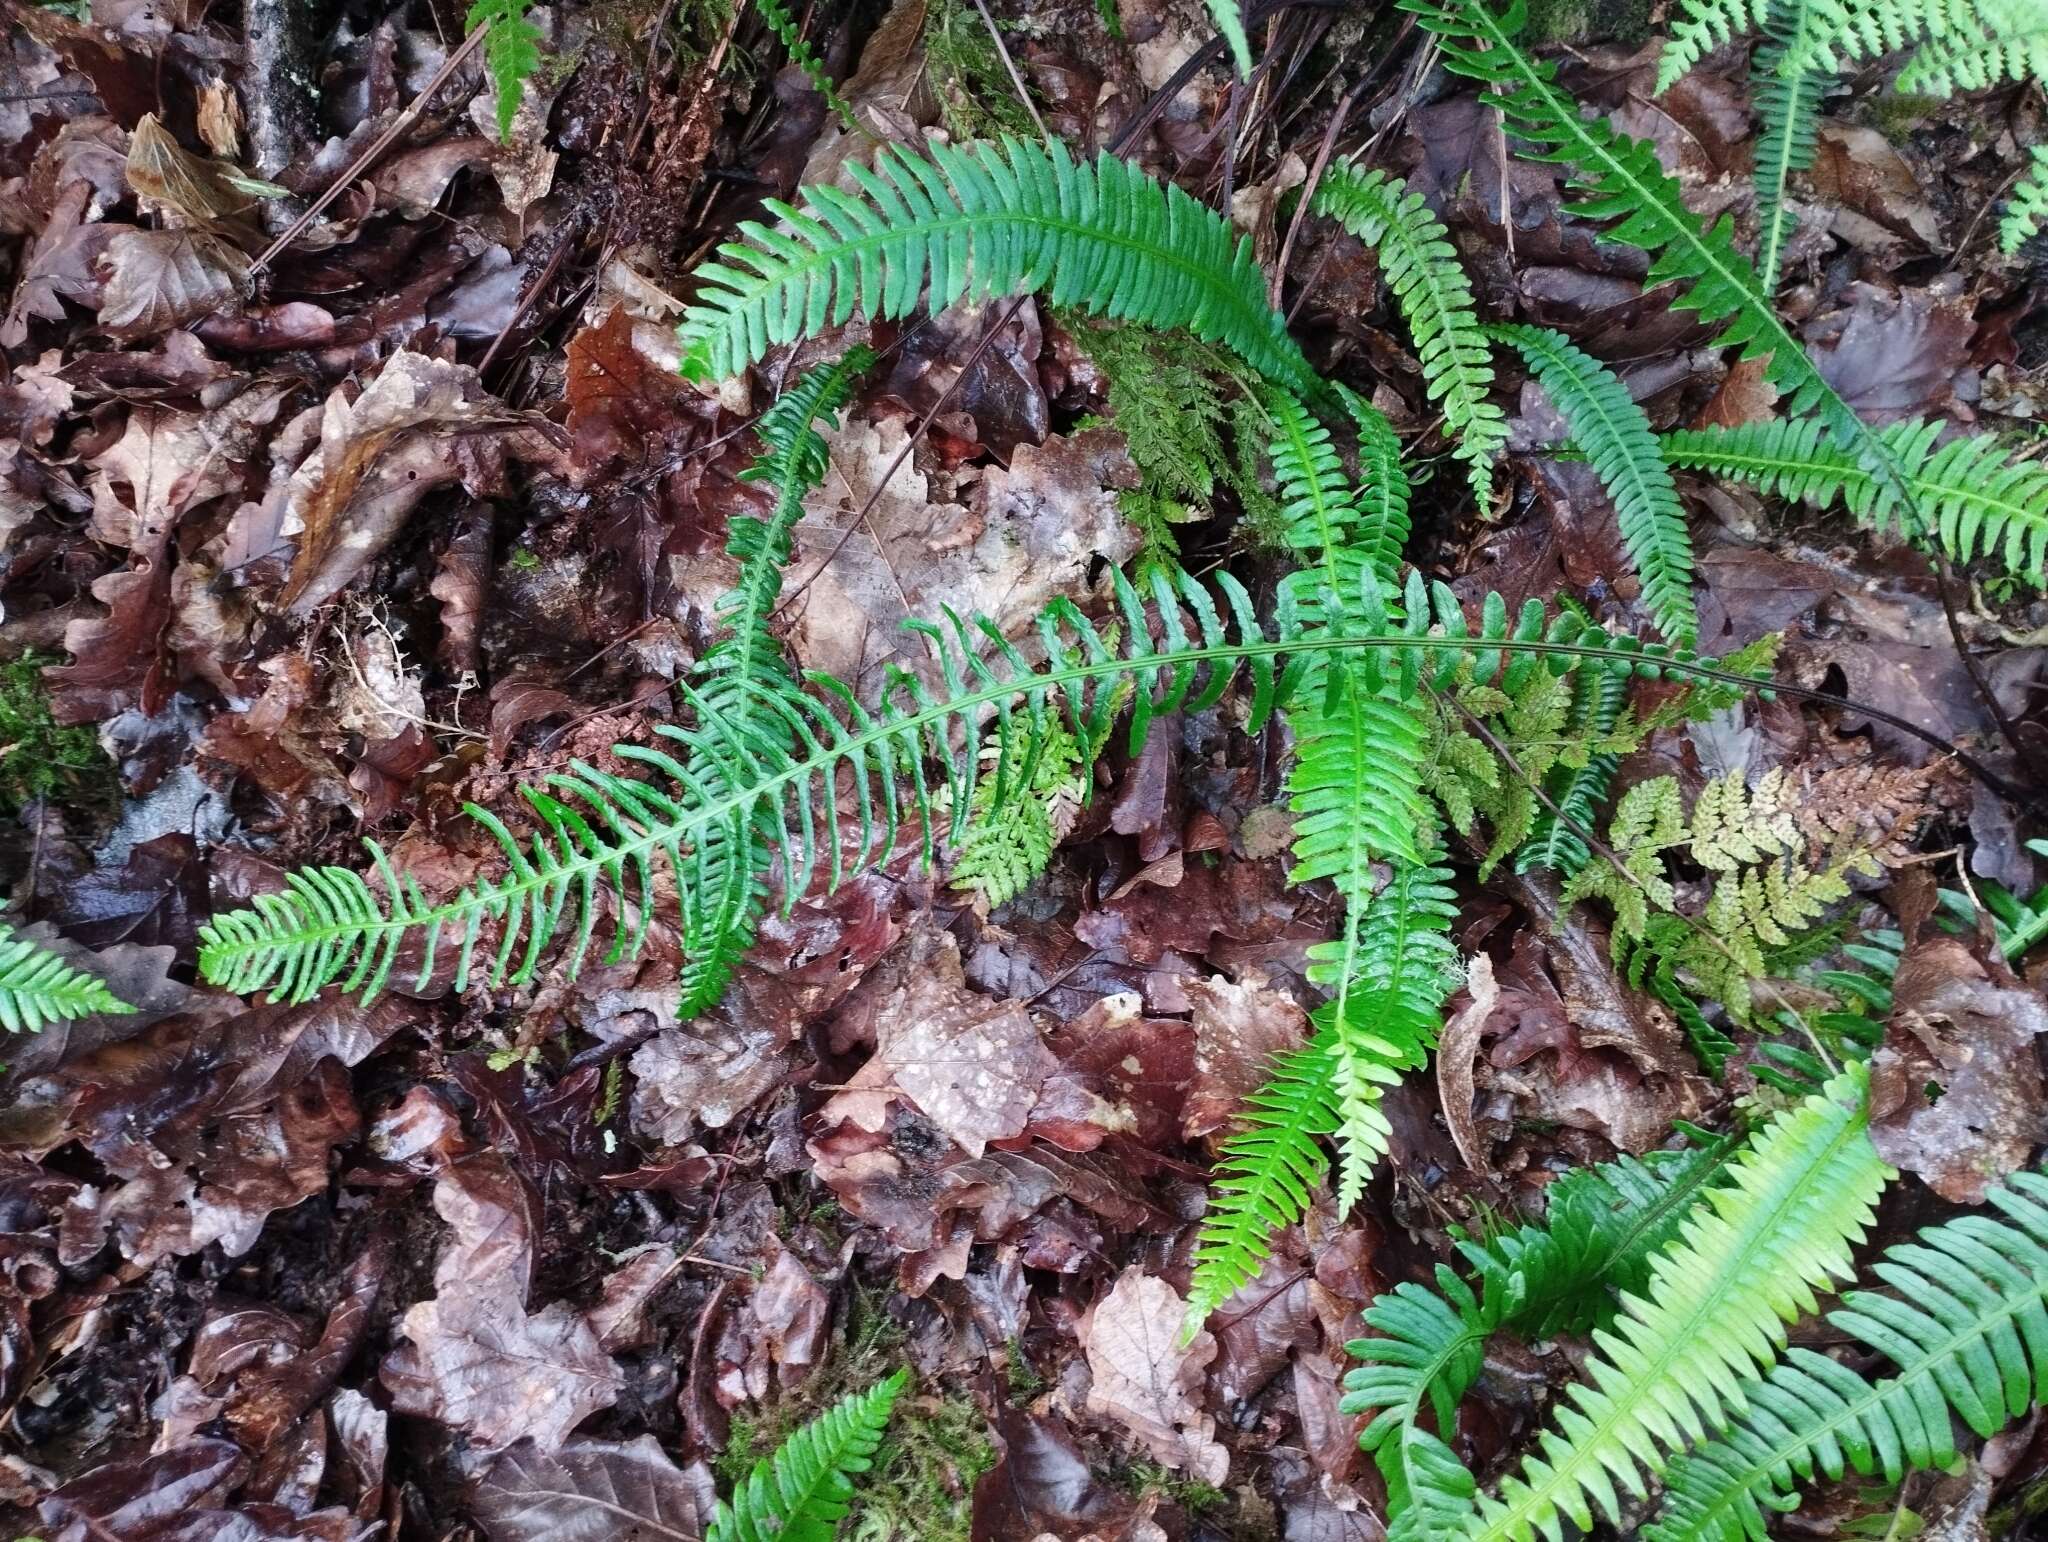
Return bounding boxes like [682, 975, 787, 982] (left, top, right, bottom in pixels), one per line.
[708, 1369, 906, 1542]
[1514, 661, 1626, 876]
[754, 0, 858, 132]
[466, 0, 546, 140]
[1411, 0, 1917, 524]
[675, 137, 1314, 393]
[1313, 167, 1507, 508]
[1657, 0, 1774, 88]
[1647, 1170, 2048, 1542]
[2003, 145, 2048, 252]
[1658, 417, 2048, 585]
[0, 923, 131, 1034]
[1459, 1065, 1888, 1542]
[1491, 324, 1697, 646]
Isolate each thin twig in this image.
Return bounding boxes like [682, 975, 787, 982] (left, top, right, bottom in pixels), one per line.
[968, 0, 1051, 143]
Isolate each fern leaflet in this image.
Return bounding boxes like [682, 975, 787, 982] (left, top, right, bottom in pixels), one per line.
[466, 0, 545, 140]
[1751, 0, 1825, 289]
[708, 1369, 906, 1542]
[1658, 0, 1775, 88]
[1658, 417, 2048, 585]
[1207, 0, 1256, 73]
[1313, 166, 1507, 508]
[1492, 324, 1697, 647]
[1647, 1170, 2048, 1542]
[676, 137, 1314, 393]
[2002, 144, 2048, 253]
[1514, 662, 1625, 875]
[753, 0, 858, 132]
[0, 923, 131, 1034]
[1458, 1065, 1889, 1542]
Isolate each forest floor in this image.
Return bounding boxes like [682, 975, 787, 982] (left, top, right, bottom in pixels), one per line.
[2, 0, 2047, 1537]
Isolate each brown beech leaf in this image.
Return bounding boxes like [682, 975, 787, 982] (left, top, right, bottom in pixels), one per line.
[382, 1292, 625, 1454]
[97, 229, 252, 340]
[432, 1149, 543, 1299]
[278, 351, 559, 613]
[1181, 972, 1310, 1140]
[123, 112, 265, 229]
[38, 1438, 246, 1542]
[471, 1436, 718, 1542]
[563, 304, 692, 480]
[821, 928, 1057, 1158]
[1871, 937, 2048, 1202]
[1081, 1268, 1228, 1484]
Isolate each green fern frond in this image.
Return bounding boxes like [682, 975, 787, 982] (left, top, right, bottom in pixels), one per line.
[1207, 0, 1256, 73]
[708, 1369, 906, 1542]
[2001, 145, 2048, 253]
[195, 569, 1741, 1010]
[1410, 0, 1916, 525]
[466, 0, 546, 140]
[1515, 664, 1626, 876]
[1658, 0, 1775, 88]
[0, 923, 131, 1034]
[754, 0, 858, 131]
[1492, 324, 1697, 647]
[1313, 167, 1507, 508]
[1779, 0, 1984, 71]
[1751, 0, 1826, 289]
[1459, 1065, 1889, 1542]
[1891, 0, 2048, 91]
[1185, 1031, 1344, 1327]
[1647, 1170, 2048, 1542]
[676, 137, 1314, 392]
[1658, 417, 2048, 585]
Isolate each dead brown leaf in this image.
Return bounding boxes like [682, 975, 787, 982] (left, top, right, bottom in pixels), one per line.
[97, 229, 252, 340]
[472, 1436, 718, 1542]
[1080, 1268, 1228, 1484]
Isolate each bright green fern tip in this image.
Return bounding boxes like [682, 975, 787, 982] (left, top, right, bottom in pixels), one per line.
[0, 922, 131, 1034]
[1207, 0, 1256, 73]
[466, 0, 546, 140]
[754, 0, 859, 131]
[1312, 165, 1507, 509]
[2003, 144, 2048, 254]
[708, 1369, 907, 1542]
[1492, 324, 1697, 647]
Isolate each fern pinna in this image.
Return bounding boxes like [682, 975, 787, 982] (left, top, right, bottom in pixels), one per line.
[466, 0, 545, 140]
[708, 1369, 905, 1542]
[0, 923, 131, 1034]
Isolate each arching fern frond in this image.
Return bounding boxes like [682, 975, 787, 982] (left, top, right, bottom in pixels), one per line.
[1459, 1065, 1889, 1542]
[1491, 324, 1697, 647]
[1409, 0, 1916, 525]
[1647, 1170, 2048, 1542]
[0, 923, 131, 1034]
[1891, 0, 2048, 91]
[1658, 417, 2048, 585]
[467, 0, 545, 140]
[708, 1369, 906, 1542]
[1751, 0, 1825, 290]
[196, 571, 1737, 1011]
[676, 136, 1315, 393]
[1313, 167, 1507, 508]
[2002, 145, 2048, 253]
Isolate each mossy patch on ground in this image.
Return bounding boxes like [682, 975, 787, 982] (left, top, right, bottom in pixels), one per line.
[0, 653, 116, 816]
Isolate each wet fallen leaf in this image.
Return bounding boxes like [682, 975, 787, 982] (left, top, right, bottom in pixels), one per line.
[97, 228, 253, 340]
[1081, 1267, 1229, 1484]
[471, 1436, 719, 1541]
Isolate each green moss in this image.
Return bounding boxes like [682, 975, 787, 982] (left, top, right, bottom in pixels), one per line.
[716, 1285, 993, 1542]
[0, 653, 115, 816]
[923, 0, 1037, 140]
[1127, 1462, 1230, 1517]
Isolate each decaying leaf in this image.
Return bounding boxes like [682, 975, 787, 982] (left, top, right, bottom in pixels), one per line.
[97, 229, 253, 340]
[471, 1436, 718, 1542]
[1080, 1268, 1229, 1484]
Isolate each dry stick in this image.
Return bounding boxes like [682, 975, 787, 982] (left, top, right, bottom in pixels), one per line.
[968, 0, 1052, 143]
[248, 24, 491, 279]
[1271, 63, 1378, 310]
[1927, 545, 2029, 762]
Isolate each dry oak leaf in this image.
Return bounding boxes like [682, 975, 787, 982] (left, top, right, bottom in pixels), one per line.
[471, 1436, 718, 1542]
[1080, 1268, 1229, 1484]
[382, 1290, 625, 1454]
[821, 928, 1057, 1157]
[97, 229, 252, 341]
[278, 351, 560, 614]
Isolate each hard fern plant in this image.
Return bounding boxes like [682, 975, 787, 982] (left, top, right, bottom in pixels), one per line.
[707, 1370, 905, 1542]
[466, 0, 546, 140]
[0, 923, 130, 1035]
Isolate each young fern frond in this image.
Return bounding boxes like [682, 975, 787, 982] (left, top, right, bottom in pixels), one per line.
[1312, 167, 1507, 507]
[707, 1369, 906, 1542]
[675, 136, 1315, 393]
[2002, 145, 2048, 253]
[1410, 0, 1917, 524]
[0, 923, 131, 1034]
[753, 0, 858, 132]
[1491, 324, 1697, 647]
[1515, 662, 1625, 876]
[1184, 1031, 1344, 1327]
[1459, 1065, 1889, 1542]
[1751, 0, 1825, 290]
[466, 0, 546, 140]
[1207, 0, 1256, 74]
[1658, 417, 2048, 585]
[1657, 0, 1775, 88]
[196, 570, 1741, 1011]
[1647, 1170, 2048, 1542]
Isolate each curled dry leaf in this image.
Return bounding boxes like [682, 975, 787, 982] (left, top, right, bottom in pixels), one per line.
[1871, 936, 2048, 1203]
[1080, 1267, 1229, 1484]
[471, 1436, 718, 1542]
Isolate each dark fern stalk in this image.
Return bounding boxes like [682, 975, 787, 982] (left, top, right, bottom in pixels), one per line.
[1490, 324, 1698, 647]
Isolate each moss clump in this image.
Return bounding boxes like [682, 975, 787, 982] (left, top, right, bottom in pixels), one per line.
[0, 654, 115, 816]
